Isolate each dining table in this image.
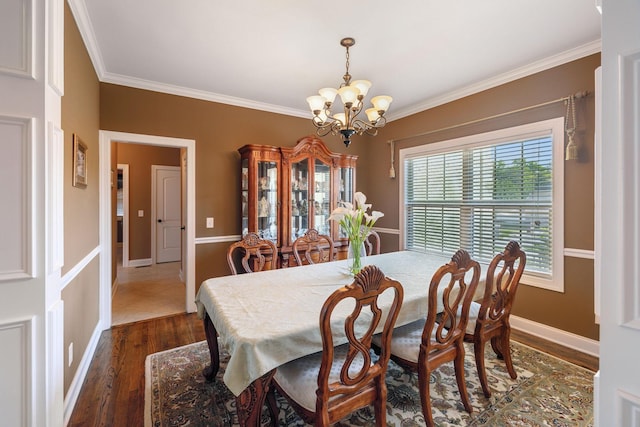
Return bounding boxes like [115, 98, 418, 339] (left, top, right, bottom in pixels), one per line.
[195, 250, 467, 426]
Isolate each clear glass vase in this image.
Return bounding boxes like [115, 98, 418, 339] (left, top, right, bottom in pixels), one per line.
[347, 240, 366, 275]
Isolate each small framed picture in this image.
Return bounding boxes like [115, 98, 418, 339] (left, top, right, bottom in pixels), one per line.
[73, 133, 88, 188]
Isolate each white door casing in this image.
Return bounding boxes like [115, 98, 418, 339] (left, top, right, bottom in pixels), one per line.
[597, 0, 640, 425]
[153, 166, 181, 263]
[99, 131, 197, 331]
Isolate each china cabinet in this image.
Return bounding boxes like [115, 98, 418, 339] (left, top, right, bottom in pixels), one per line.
[238, 145, 281, 245]
[238, 136, 357, 267]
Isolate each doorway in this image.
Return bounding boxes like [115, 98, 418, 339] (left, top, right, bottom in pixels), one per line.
[99, 131, 196, 330]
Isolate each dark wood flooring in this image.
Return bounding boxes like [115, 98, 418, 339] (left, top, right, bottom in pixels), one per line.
[67, 313, 205, 427]
[66, 313, 598, 426]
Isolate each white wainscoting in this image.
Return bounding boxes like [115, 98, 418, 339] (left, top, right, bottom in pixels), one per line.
[0, 0, 33, 78]
[0, 115, 33, 282]
[0, 317, 33, 427]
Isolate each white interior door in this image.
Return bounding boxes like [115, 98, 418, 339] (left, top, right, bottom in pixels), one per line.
[597, 0, 640, 424]
[154, 166, 181, 263]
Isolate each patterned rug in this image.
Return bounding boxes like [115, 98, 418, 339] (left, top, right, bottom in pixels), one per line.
[145, 340, 594, 426]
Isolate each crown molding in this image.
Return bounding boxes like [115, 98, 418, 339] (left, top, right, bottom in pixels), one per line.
[100, 71, 310, 118]
[66, 0, 106, 78]
[387, 39, 602, 122]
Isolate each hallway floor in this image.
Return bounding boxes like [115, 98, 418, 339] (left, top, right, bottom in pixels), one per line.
[111, 261, 185, 326]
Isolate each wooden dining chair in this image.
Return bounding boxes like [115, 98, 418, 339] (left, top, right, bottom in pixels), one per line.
[363, 229, 381, 256]
[464, 240, 526, 397]
[292, 228, 335, 266]
[267, 265, 404, 426]
[226, 232, 277, 274]
[374, 249, 480, 427]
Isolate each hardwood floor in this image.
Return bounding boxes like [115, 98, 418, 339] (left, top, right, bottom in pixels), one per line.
[66, 313, 597, 426]
[67, 313, 205, 427]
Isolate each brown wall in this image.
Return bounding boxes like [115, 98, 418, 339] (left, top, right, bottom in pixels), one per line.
[61, 2, 101, 396]
[115, 143, 181, 261]
[357, 54, 600, 340]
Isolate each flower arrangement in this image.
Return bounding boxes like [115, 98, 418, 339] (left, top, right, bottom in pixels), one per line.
[329, 192, 384, 274]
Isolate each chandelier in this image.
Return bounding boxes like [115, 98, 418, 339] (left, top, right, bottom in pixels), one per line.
[306, 37, 392, 147]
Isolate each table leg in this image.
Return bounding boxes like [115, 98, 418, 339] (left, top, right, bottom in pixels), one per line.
[202, 312, 220, 381]
[236, 369, 276, 427]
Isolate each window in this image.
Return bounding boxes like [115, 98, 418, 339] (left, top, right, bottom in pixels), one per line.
[400, 117, 565, 291]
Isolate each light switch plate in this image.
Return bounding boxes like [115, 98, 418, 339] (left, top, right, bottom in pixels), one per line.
[138, 210, 144, 217]
[206, 217, 214, 228]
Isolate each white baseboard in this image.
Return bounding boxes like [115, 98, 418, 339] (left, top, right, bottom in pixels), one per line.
[63, 319, 103, 426]
[128, 258, 152, 267]
[510, 315, 600, 358]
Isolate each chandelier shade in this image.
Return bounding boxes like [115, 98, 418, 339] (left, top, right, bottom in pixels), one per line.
[306, 37, 392, 147]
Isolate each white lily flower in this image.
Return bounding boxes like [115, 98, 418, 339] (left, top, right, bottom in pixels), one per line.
[329, 192, 383, 257]
[328, 206, 350, 222]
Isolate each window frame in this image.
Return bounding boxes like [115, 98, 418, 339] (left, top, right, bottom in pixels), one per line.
[399, 117, 565, 292]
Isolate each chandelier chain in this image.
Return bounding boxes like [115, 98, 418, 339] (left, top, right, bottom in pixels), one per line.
[343, 45, 351, 86]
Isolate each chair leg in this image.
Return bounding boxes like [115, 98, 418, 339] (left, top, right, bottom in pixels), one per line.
[374, 377, 387, 427]
[418, 363, 435, 427]
[454, 343, 473, 413]
[490, 334, 503, 359]
[474, 338, 492, 398]
[500, 331, 517, 379]
[265, 385, 279, 427]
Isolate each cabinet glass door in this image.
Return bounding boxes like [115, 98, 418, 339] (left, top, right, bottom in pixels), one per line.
[290, 159, 309, 241]
[337, 166, 355, 238]
[314, 159, 331, 235]
[257, 161, 278, 242]
[241, 159, 249, 235]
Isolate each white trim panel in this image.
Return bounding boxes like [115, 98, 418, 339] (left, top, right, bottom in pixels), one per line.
[59, 246, 100, 290]
[195, 235, 242, 245]
[46, 122, 64, 274]
[620, 50, 640, 331]
[0, 317, 33, 427]
[128, 258, 152, 268]
[0, 0, 34, 78]
[510, 315, 599, 358]
[46, 301, 64, 427]
[371, 227, 400, 235]
[563, 248, 595, 259]
[116, 164, 129, 267]
[0, 115, 33, 281]
[47, 0, 64, 94]
[617, 389, 640, 427]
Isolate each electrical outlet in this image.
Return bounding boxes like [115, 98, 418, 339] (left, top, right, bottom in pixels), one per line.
[68, 342, 74, 367]
[138, 210, 144, 217]
[206, 217, 214, 228]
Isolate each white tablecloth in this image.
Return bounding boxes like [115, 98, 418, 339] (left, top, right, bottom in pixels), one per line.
[195, 250, 454, 396]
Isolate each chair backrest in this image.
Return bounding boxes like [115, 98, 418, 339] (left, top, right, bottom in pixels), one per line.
[476, 241, 526, 331]
[292, 229, 335, 266]
[226, 232, 278, 274]
[424, 249, 481, 353]
[363, 229, 381, 256]
[317, 265, 404, 419]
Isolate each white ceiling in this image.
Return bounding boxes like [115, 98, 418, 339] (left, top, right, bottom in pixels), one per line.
[69, 0, 602, 121]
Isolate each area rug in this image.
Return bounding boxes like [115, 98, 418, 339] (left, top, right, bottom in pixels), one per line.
[145, 340, 594, 426]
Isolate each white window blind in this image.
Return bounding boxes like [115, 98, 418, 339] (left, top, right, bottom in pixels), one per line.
[401, 118, 565, 291]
